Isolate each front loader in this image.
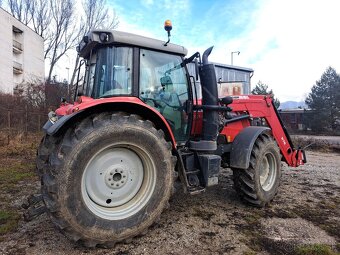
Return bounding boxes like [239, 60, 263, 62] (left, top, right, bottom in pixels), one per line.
[28, 22, 306, 247]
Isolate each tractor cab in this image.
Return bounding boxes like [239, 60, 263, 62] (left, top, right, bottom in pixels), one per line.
[76, 29, 191, 142]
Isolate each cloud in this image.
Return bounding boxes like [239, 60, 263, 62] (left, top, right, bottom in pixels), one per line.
[140, 0, 153, 7]
[201, 0, 340, 101]
[256, 0, 340, 101]
[57, 0, 340, 102]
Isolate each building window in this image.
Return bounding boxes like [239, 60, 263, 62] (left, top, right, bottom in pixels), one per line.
[12, 26, 23, 34]
[290, 113, 297, 124]
[12, 26, 23, 53]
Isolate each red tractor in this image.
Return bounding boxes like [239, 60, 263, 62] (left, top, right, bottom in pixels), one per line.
[32, 23, 305, 247]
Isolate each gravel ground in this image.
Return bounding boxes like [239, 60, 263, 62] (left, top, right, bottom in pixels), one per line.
[0, 150, 339, 255]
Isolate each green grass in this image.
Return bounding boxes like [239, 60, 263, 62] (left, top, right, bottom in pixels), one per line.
[0, 163, 35, 184]
[0, 163, 36, 193]
[0, 210, 20, 235]
[295, 244, 339, 255]
[0, 133, 38, 191]
[0, 133, 40, 239]
[243, 250, 257, 255]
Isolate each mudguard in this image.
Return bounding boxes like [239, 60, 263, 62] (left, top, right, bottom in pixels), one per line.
[42, 101, 177, 147]
[230, 126, 270, 169]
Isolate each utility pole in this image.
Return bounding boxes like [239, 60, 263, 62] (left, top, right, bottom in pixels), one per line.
[66, 67, 70, 100]
[231, 51, 240, 65]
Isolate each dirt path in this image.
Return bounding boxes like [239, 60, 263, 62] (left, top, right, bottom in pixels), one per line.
[0, 147, 339, 254]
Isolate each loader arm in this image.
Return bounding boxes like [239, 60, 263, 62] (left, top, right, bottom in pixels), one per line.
[229, 95, 306, 167]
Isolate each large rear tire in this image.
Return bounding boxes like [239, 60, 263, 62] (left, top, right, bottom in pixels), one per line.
[232, 133, 281, 207]
[37, 112, 174, 247]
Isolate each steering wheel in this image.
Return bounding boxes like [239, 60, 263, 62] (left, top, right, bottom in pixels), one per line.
[143, 97, 163, 108]
[142, 97, 182, 110]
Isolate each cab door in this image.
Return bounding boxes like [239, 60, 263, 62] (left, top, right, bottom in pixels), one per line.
[139, 49, 191, 142]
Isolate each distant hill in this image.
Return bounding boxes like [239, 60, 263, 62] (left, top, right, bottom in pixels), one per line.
[279, 101, 307, 110]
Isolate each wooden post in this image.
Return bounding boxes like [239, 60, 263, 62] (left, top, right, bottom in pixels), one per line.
[38, 114, 41, 132]
[25, 105, 28, 133]
[7, 110, 11, 133]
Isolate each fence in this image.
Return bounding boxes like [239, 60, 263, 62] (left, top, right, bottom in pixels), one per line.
[0, 107, 48, 134]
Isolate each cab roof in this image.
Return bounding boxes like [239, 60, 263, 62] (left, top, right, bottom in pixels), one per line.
[78, 30, 188, 58]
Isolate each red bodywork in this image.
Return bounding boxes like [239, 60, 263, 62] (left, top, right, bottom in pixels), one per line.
[192, 95, 305, 167]
[54, 96, 177, 146]
[55, 94, 304, 167]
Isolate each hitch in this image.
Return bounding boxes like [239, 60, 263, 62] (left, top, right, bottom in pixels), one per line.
[22, 194, 46, 221]
[291, 148, 307, 167]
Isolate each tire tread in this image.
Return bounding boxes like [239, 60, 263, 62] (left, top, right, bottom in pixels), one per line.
[232, 134, 281, 207]
[37, 111, 175, 247]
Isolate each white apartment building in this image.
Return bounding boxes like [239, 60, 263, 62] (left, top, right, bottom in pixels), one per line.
[0, 7, 44, 94]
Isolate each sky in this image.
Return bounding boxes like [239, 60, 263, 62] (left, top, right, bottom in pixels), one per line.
[100, 0, 340, 102]
[53, 0, 340, 102]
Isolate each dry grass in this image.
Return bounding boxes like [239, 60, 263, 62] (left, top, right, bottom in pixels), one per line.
[0, 131, 40, 154]
[0, 132, 41, 236]
[291, 136, 339, 152]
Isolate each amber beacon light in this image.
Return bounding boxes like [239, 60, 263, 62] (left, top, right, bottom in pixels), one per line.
[164, 20, 172, 33]
[164, 20, 172, 46]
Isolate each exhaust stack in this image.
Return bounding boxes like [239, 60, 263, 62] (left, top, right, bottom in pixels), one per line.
[200, 47, 219, 143]
[189, 46, 219, 151]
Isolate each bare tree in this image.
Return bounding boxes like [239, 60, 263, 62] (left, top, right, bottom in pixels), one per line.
[45, 0, 83, 82]
[5, 0, 51, 45]
[4, 0, 118, 88]
[16, 81, 46, 108]
[82, 0, 118, 31]
[6, 0, 33, 25]
[69, 0, 118, 88]
[29, 0, 51, 39]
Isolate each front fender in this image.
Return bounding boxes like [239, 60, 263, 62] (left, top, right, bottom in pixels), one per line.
[230, 126, 271, 169]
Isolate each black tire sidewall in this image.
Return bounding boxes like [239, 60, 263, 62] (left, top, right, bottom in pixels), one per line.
[253, 141, 281, 202]
[58, 122, 172, 241]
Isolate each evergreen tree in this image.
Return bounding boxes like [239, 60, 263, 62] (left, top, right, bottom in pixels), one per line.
[252, 81, 280, 108]
[305, 67, 340, 132]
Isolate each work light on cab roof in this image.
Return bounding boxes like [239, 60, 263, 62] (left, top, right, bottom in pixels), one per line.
[99, 32, 109, 42]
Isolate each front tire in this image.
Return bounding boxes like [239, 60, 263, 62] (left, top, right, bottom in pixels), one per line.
[37, 112, 174, 247]
[232, 133, 281, 207]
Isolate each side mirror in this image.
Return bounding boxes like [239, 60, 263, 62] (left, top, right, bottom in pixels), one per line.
[160, 76, 173, 88]
[77, 88, 83, 97]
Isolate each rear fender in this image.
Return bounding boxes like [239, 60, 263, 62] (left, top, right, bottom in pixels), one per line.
[44, 102, 177, 147]
[230, 126, 271, 169]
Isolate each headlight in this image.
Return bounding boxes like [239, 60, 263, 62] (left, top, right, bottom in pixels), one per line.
[48, 111, 58, 124]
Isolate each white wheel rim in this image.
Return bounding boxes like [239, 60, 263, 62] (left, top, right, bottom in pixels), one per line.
[81, 143, 156, 220]
[259, 152, 277, 191]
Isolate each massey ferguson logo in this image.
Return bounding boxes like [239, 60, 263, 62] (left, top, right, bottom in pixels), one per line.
[281, 137, 286, 145]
